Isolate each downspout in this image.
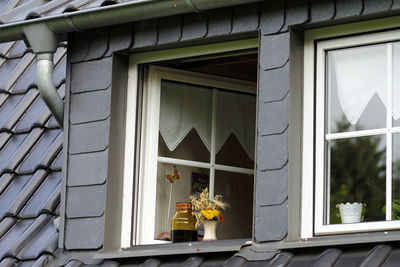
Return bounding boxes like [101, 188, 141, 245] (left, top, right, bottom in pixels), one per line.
[24, 24, 64, 128]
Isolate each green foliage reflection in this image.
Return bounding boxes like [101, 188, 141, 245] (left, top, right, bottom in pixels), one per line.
[328, 120, 386, 224]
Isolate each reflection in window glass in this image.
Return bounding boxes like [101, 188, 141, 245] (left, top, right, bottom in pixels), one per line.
[392, 134, 400, 220]
[326, 135, 386, 224]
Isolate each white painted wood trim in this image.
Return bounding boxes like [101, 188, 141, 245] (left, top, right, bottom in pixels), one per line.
[308, 24, 400, 237]
[157, 156, 212, 169]
[386, 43, 393, 221]
[121, 58, 138, 248]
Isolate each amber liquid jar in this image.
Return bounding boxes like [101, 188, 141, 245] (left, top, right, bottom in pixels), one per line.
[171, 202, 197, 242]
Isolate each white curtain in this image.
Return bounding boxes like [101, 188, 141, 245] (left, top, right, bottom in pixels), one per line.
[331, 42, 400, 125]
[159, 81, 256, 160]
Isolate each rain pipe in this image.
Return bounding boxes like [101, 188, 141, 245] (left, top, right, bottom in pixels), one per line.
[1, 0, 262, 128]
[24, 24, 64, 128]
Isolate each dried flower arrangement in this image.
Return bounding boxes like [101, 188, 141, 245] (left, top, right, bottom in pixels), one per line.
[190, 187, 228, 227]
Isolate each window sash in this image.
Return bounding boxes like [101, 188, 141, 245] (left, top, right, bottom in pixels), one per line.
[314, 30, 400, 235]
[136, 66, 256, 245]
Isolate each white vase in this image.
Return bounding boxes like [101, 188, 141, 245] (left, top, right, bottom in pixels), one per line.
[337, 202, 363, 223]
[203, 220, 218, 241]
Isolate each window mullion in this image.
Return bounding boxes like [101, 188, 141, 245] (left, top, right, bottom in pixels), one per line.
[386, 43, 393, 221]
[209, 89, 218, 199]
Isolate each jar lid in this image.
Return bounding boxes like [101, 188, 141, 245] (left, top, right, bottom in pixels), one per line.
[176, 202, 192, 208]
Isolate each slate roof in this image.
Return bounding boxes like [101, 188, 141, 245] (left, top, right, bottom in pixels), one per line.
[0, 32, 64, 267]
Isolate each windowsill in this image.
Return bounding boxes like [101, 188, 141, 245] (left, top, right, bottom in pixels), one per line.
[93, 239, 251, 259]
[279, 230, 400, 249]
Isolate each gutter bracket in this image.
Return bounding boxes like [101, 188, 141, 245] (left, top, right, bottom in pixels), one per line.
[23, 24, 64, 128]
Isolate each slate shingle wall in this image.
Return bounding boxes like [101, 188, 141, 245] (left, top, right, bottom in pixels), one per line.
[65, 0, 400, 251]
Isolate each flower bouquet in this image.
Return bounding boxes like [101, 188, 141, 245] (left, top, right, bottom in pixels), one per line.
[190, 187, 228, 241]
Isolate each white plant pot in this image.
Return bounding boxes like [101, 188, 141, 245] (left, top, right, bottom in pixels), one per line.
[202, 220, 218, 241]
[337, 202, 363, 223]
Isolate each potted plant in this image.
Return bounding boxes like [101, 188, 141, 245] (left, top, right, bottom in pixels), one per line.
[190, 188, 228, 241]
[336, 202, 365, 223]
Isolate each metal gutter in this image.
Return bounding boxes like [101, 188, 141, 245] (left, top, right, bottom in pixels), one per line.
[5, 0, 262, 129]
[0, 0, 262, 43]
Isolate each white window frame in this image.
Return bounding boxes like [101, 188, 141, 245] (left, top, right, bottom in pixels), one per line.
[121, 39, 259, 247]
[302, 17, 400, 239]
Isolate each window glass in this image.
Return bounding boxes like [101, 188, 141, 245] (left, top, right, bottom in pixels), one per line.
[154, 163, 209, 241]
[326, 136, 386, 224]
[158, 80, 212, 162]
[326, 44, 387, 134]
[323, 39, 400, 227]
[149, 67, 256, 244]
[214, 170, 254, 239]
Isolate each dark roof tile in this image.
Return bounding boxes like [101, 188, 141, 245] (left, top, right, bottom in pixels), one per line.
[359, 245, 392, 267]
[0, 170, 47, 219]
[0, 89, 39, 131]
[182, 256, 204, 267]
[311, 248, 342, 266]
[382, 248, 400, 267]
[16, 128, 62, 174]
[0, 173, 13, 195]
[20, 171, 61, 218]
[0, 42, 14, 58]
[0, 257, 17, 267]
[268, 251, 293, 266]
[0, 0, 47, 24]
[46, 115, 62, 129]
[0, 218, 33, 259]
[325, 250, 366, 267]
[0, 132, 12, 151]
[0, 128, 44, 174]
[61, 0, 97, 13]
[17, 218, 58, 260]
[51, 150, 63, 170]
[0, 217, 16, 237]
[26, 0, 71, 20]
[14, 84, 65, 133]
[65, 259, 85, 267]
[0, 58, 21, 90]
[10, 60, 36, 93]
[53, 55, 67, 88]
[4, 214, 55, 260]
[7, 40, 28, 58]
[31, 254, 54, 267]
[1, 52, 35, 93]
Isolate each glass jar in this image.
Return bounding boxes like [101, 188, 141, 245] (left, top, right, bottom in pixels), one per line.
[171, 202, 197, 242]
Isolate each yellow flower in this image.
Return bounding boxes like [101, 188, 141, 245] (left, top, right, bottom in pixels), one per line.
[202, 209, 220, 220]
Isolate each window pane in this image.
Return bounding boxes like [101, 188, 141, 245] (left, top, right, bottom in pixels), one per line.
[158, 80, 211, 162]
[154, 163, 209, 241]
[214, 170, 253, 239]
[326, 135, 386, 224]
[216, 91, 256, 168]
[158, 130, 210, 163]
[326, 44, 387, 133]
[392, 133, 400, 220]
